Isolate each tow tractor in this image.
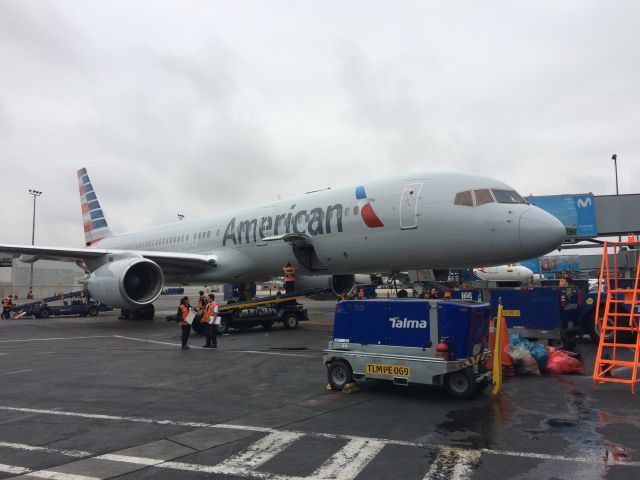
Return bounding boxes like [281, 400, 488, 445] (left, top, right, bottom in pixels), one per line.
[323, 298, 492, 399]
[13, 291, 111, 319]
[190, 288, 323, 334]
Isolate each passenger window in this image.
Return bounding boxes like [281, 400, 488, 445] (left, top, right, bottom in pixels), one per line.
[353, 206, 359, 215]
[454, 191, 474, 207]
[474, 189, 495, 205]
[492, 189, 527, 204]
[344, 208, 350, 217]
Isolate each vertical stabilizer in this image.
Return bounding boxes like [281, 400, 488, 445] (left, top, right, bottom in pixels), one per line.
[77, 168, 114, 246]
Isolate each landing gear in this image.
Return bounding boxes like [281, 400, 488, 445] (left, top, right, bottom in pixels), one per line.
[120, 304, 155, 320]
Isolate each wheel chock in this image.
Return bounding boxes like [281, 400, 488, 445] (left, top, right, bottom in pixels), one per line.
[343, 383, 360, 394]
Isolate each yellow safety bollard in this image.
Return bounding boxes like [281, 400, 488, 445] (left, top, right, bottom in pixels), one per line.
[492, 302, 504, 395]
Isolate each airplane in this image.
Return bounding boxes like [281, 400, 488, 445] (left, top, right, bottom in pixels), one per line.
[0, 168, 566, 318]
[473, 264, 534, 282]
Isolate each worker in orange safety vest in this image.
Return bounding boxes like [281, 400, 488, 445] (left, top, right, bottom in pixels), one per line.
[201, 294, 219, 348]
[283, 262, 296, 294]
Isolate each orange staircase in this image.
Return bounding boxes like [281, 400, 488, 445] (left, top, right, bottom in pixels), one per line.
[593, 234, 640, 393]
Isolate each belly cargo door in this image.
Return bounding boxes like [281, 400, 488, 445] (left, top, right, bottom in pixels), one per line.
[399, 182, 423, 230]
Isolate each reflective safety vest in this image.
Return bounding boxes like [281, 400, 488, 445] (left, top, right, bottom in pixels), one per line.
[283, 267, 296, 282]
[179, 304, 190, 325]
[2, 297, 12, 309]
[203, 301, 218, 324]
[559, 279, 567, 287]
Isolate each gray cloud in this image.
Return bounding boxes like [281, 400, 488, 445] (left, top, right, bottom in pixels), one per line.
[1, 0, 639, 247]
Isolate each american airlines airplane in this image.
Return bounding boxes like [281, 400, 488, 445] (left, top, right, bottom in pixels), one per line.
[0, 168, 566, 318]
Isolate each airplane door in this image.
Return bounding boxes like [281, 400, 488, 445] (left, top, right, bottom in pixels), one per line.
[400, 182, 422, 230]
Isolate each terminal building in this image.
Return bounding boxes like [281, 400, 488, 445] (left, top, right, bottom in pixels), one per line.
[0, 255, 85, 299]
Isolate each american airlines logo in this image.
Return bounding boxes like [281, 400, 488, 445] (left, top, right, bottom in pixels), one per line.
[223, 204, 344, 246]
[356, 186, 384, 228]
[389, 317, 428, 329]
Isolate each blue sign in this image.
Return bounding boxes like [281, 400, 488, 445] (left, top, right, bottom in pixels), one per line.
[526, 194, 597, 238]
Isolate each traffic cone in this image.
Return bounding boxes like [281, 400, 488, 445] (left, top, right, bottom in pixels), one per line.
[500, 317, 516, 377]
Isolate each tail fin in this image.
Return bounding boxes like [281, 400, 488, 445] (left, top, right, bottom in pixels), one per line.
[77, 167, 114, 246]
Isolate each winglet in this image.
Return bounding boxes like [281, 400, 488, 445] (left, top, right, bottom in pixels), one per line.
[77, 168, 114, 246]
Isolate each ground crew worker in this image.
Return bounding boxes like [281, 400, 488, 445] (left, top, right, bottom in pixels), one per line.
[2, 295, 13, 319]
[283, 262, 296, 294]
[559, 271, 573, 287]
[177, 296, 192, 350]
[202, 293, 219, 348]
[197, 290, 207, 322]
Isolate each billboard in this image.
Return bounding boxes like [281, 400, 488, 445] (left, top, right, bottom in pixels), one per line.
[526, 193, 597, 238]
[520, 256, 581, 274]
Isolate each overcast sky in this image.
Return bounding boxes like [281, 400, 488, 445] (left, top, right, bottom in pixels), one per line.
[2, 0, 639, 247]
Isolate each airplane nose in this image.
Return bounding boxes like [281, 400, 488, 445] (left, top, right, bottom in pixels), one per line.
[519, 208, 566, 257]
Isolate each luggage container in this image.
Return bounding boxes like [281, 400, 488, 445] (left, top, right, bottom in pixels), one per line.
[323, 299, 492, 399]
[450, 287, 582, 349]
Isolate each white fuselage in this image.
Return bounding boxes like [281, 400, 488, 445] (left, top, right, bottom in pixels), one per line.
[94, 172, 566, 283]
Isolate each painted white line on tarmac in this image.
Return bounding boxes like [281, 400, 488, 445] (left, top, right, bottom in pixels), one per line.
[0, 462, 31, 474]
[112, 335, 178, 347]
[0, 336, 111, 343]
[1, 405, 639, 468]
[113, 335, 317, 357]
[217, 431, 303, 470]
[0, 440, 90, 457]
[233, 350, 318, 358]
[423, 446, 481, 480]
[0, 405, 270, 432]
[309, 438, 385, 480]
[0, 369, 33, 376]
[96, 453, 164, 466]
[28, 471, 100, 480]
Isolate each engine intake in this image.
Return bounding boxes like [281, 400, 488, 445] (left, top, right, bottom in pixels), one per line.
[85, 258, 164, 309]
[294, 274, 355, 300]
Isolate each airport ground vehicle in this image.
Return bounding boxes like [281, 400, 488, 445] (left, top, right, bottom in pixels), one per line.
[13, 291, 111, 319]
[189, 290, 312, 334]
[323, 299, 492, 399]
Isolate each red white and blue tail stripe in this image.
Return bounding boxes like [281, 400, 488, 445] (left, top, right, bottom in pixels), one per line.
[78, 168, 113, 246]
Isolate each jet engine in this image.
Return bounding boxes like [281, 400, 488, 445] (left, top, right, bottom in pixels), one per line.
[294, 274, 355, 300]
[85, 258, 164, 309]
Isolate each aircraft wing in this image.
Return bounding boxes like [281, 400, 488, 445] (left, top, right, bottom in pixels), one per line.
[0, 244, 217, 274]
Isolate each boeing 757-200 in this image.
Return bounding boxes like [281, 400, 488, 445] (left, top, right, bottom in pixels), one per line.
[0, 168, 566, 318]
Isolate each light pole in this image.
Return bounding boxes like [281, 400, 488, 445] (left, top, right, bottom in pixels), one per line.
[28, 189, 42, 294]
[612, 154, 619, 195]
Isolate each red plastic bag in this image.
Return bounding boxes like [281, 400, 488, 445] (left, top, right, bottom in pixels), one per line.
[544, 346, 585, 375]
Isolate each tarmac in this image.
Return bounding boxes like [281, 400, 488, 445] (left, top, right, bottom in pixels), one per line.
[1, 296, 639, 479]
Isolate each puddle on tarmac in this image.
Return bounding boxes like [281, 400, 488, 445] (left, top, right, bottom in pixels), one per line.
[424, 398, 515, 449]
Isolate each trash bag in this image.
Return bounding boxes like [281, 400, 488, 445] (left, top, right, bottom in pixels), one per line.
[506, 343, 540, 375]
[510, 334, 549, 372]
[544, 346, 585, 375]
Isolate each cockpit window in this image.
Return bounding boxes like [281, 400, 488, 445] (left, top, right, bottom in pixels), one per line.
[491, 189, 527, 204]
[474, 189, 495, 205]
[454, 190, 474, 206]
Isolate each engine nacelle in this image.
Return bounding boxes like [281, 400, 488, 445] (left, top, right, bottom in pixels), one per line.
[294, 274, 355, 300]
[85, 258, 164, 309]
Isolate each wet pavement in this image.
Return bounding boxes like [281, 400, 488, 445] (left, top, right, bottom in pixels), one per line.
[1, 299, 639, 479]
